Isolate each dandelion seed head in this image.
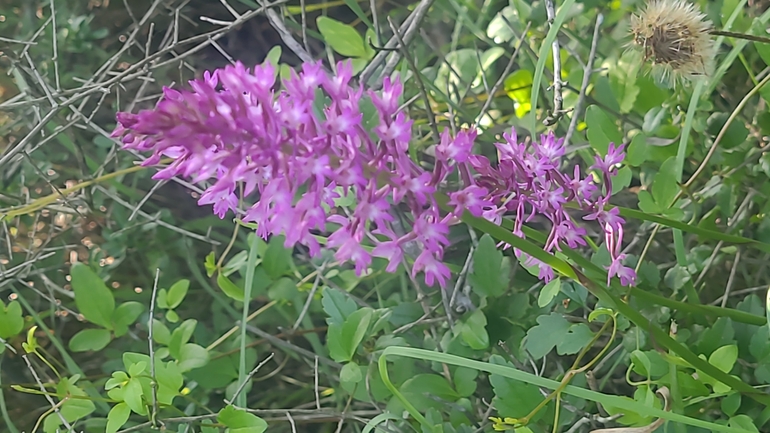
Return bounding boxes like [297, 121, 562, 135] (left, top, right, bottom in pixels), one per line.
[629, 0, 715, 87]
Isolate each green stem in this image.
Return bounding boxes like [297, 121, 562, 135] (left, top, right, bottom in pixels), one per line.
[237, 233, 260, 407]
[0, 357, 20, 433]
[380, 347, 753, 433]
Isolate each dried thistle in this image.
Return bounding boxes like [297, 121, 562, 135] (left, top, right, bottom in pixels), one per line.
[630, 0, 715, 87]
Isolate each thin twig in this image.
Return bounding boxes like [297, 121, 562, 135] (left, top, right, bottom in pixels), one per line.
[314, 356, 321, 410]
[684, 72, 770, 190]
[564, 13, 603, 148]
[360, 0, 436, 87]
[473, 22, 531, 129]
[225, 353, 276, 405]
[148, 268, 161, 428]
[21, 354, 73, 431]
[292, 269, 323, 331]
[543, 0, 569, 126]
[721, 250, 741, 308]
[386, 17, 440, 142]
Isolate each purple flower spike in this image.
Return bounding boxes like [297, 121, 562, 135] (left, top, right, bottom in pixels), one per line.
[114, 59, 636, 288]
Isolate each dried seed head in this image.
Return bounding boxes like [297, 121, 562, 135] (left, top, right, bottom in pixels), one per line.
[629, 0, 715, 87]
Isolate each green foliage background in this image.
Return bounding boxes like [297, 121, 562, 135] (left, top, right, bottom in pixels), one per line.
[2, 0, 770, 432]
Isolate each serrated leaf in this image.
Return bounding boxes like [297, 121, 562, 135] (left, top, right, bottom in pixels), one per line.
[556, 323, 594, 355]
[664, 265, 691, 292]
[468, 234, 509, 297]
[70, 262, 115, 329]
[488, 356, 544, 420]
[637, 190, 661, 214]
[524, 313, 570, 360]
[321, 287, 357, 326]
[460, 309, 489, 350]
[69, 328, 112, 352]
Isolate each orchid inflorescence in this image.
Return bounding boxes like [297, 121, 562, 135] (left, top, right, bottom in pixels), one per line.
[112, 60, 636, 288]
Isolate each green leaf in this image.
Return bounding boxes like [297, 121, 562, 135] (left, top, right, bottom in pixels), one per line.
[68, 328, 112, 352]
[537, 278, 561, 307]
[128, 361, 147, 377]
[504, 69, 533, 118]
[217, 405, 268, 433]
[612, 166, 633, 195]
[435, 49, 482, 103]
[112, 301, 144, 336]
[166, 279, 190, 309]
[265, 45, 282, 66]
[556, 323, 594, 355]
[156, 359, 184, 396]
[339, 307, 373, 362]
[722, 393, 741, 417]
[637, 190, 661, 214]
[267, 277, 299, 301]
[766, 286, 770, 335]
[489, 356, 545, 420]
[468, 234, 509, 297]
[706, 112, 749, 149]
[460, 310, 489, 350]
[710, 344, 738, 373]
[156, 289, 168, 309]
[178, 343, 210, 372]
[397, 374, 460, 413]
[321, 287, 357, 326]
[609, 49, 641, 113]
[586, 105, 622, 156]
[56, 378, 96, 421]
[106, 403, 131, 433]
[262, 234, 293, 279]
[664, 265, 691, 292]
[217, 273, 245, 302]
[340, 361, 363, 386]
[452, 367, 478, 397]
[165, 310, 179, 323]
[169, 319, 197, 359]
[317, 16, 366, 58]
[524, 313, 570, 359]
[652, 157, 679, 208]
[728, 415, 759, 433]
[105, 371, 128, 390]
[326, 323, 348, 363]
[0, 300, 24, 339]
[70, 262, 115, 329]
[151, 319, 171, 345]
[204, 251, 216, 277]
[123, 378, 145, 415]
